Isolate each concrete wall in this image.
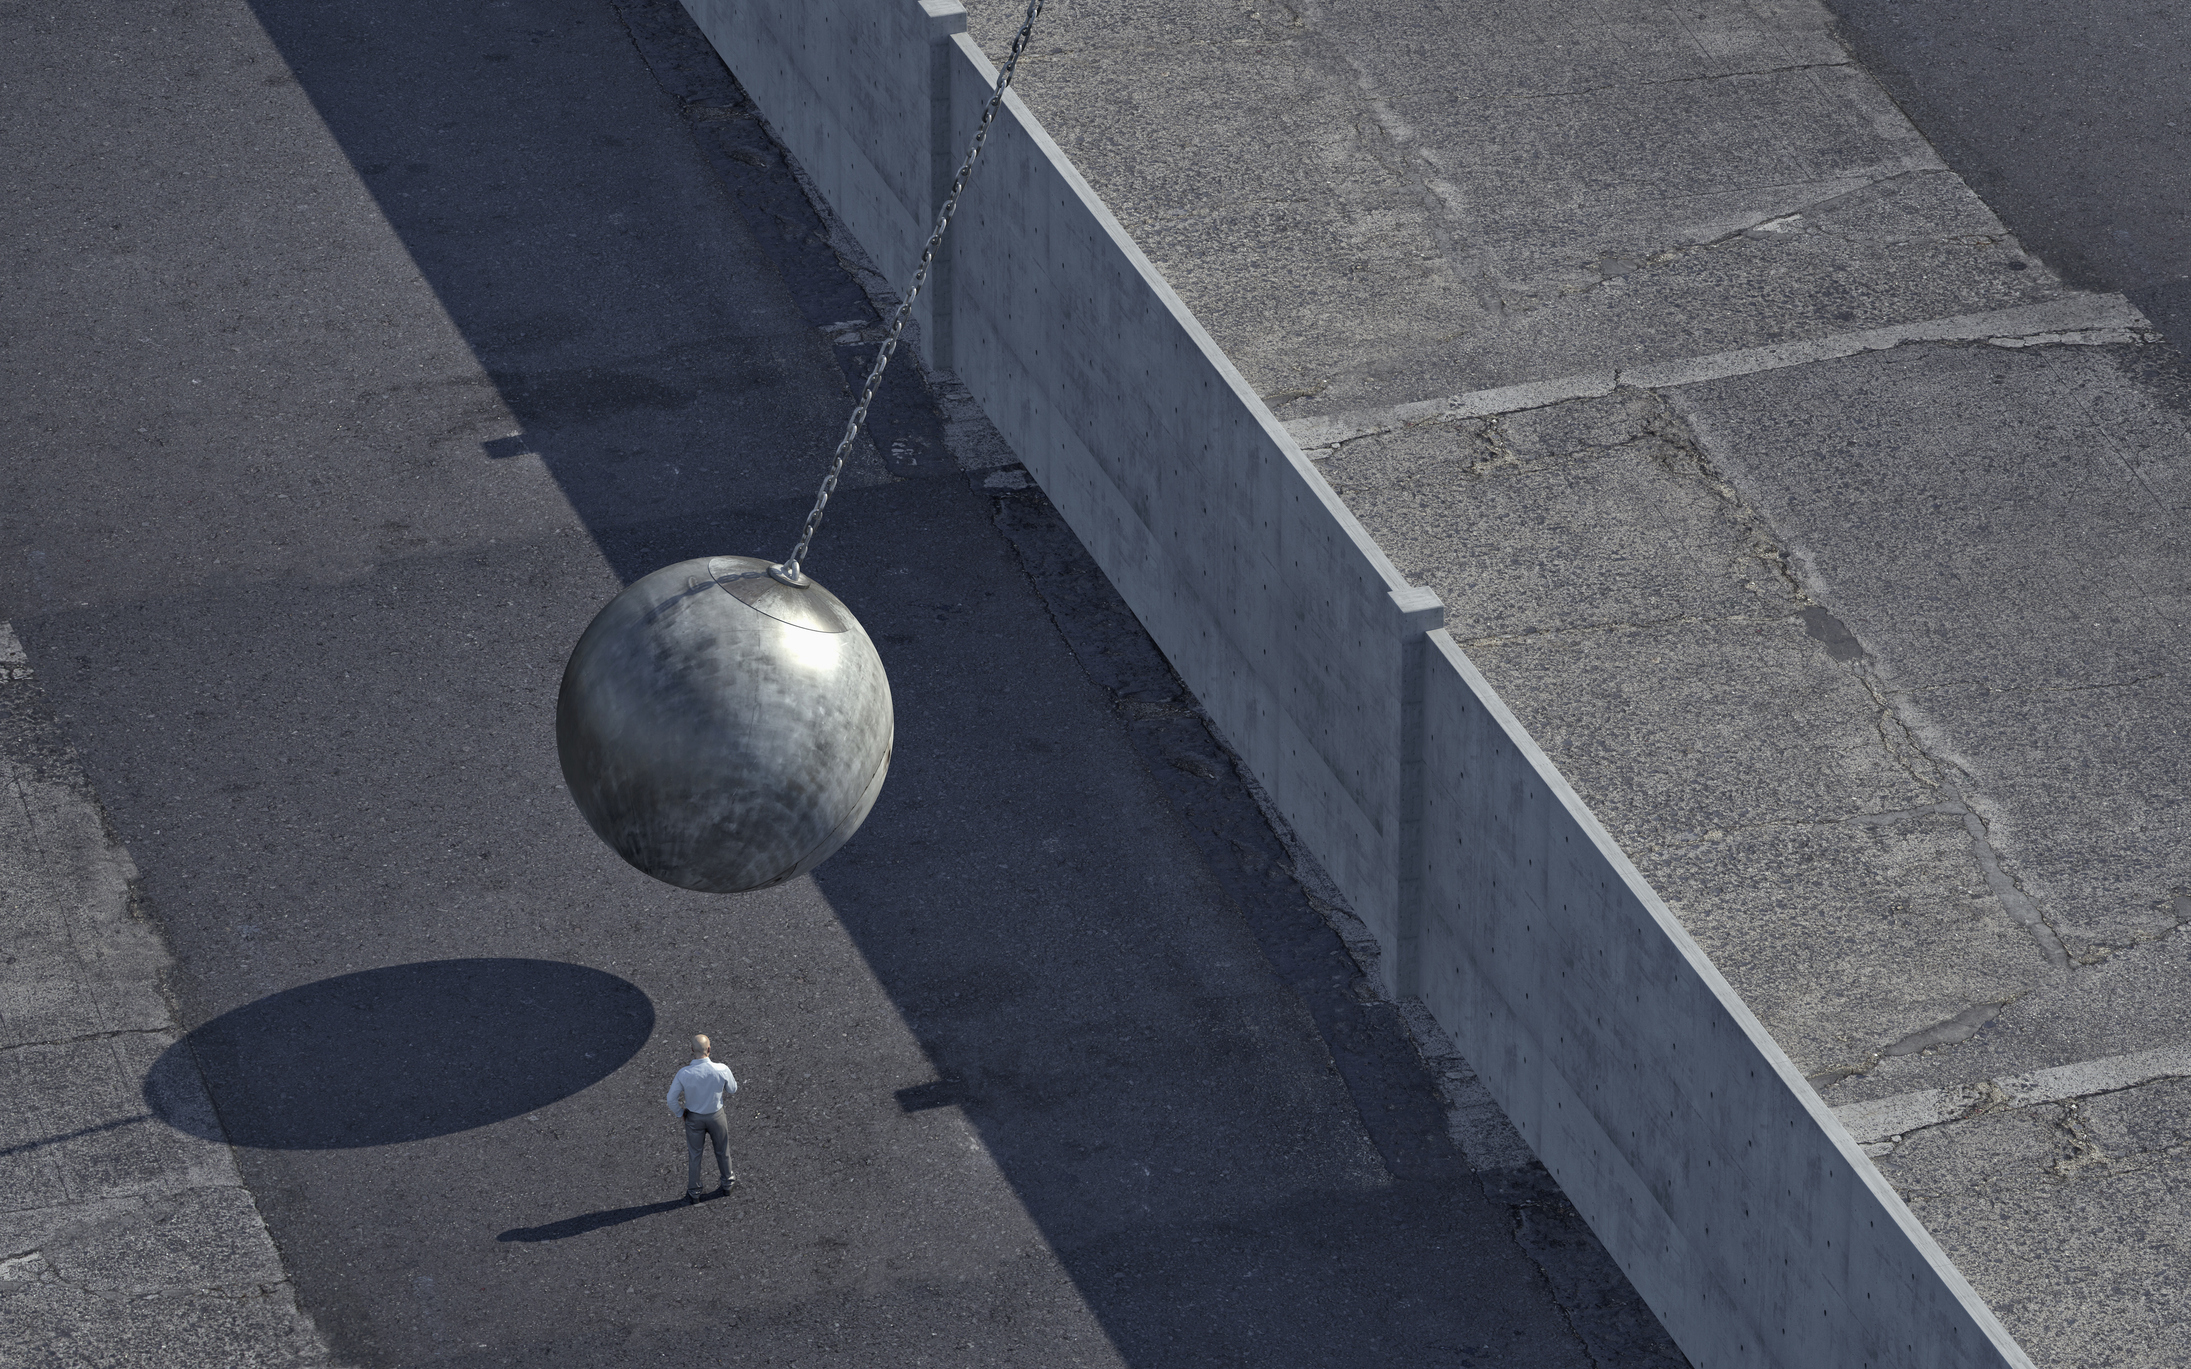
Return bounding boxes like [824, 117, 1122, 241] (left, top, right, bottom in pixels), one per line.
[937, 32, 1438, 962]
[683, 0, 957, 339]
[1417, 635, 2022, 1366]
[675, 2, 2033, 1364]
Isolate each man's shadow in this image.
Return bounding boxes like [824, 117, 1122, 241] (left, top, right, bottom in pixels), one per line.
[497, 1189, 729, 1244]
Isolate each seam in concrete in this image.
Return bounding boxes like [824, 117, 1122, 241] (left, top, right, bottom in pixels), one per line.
[1835, 1046, 2191, 1146]
[1550, 169, 1955, 309]
[1499, 58, 1853, 104]
[1614, 301, 2158, 392]
[1, 1027, 176, 1054]
[1285, 294, 2161, 450]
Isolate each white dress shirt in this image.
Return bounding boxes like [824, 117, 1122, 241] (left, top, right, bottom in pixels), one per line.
[666, 1057, 739, 1117]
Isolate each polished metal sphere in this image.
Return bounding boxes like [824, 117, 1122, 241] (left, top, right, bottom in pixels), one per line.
[556, 555, 893, 893]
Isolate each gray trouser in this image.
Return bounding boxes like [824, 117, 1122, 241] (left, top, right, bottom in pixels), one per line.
[684, 1108, 733, 1195]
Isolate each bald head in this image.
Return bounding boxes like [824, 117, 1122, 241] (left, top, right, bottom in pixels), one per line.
[693, 1034, 712, 1057]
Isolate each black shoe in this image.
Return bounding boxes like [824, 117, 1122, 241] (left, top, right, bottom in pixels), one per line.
[685, 1192, 701, 1206]
[715, 1179, 737, 1196]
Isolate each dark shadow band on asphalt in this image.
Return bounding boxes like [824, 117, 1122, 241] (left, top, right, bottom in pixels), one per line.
[144, 959, 655, 1149]
[240, 0, 951, 598]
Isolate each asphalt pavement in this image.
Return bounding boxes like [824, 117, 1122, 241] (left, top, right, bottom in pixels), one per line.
[0, 0, 1669, 1366]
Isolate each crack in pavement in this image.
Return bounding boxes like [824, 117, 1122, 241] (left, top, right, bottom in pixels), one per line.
[1544, 170, 1958, 310]
[1855, 668, 1950, 793]
[1806, 598, 2073, 973]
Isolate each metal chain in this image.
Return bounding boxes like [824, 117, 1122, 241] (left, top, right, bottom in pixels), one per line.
[773, 0, 1050, 586]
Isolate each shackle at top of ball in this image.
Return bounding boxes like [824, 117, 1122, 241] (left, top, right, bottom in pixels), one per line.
[553, 0, 1048, 893]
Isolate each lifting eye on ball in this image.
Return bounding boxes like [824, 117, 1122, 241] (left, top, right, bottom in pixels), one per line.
[551, 0, 1047, 893]
[556, 557, 893, 894]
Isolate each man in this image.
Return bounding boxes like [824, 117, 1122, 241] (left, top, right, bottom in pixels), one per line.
[665, 1034, 739, 1204]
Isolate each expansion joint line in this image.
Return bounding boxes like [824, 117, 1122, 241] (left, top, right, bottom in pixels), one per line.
[1837, 1046, 2191, 1148]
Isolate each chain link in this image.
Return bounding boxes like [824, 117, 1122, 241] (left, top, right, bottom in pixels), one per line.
[774, 0, 1050, 585]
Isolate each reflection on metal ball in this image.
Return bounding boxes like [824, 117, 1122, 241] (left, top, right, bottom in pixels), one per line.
[556, 555, 893, 893]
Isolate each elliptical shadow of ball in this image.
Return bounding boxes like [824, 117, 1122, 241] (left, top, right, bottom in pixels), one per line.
[143, 960, 655, 1149]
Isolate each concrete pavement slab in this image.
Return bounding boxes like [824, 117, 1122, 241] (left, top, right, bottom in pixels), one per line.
[1870, 1083, 2191, 1369]
[1315, 336, 2191, 1363]
[1679, 342, 2191, 694]
[972, 0, 2076, 416]
[1876, 677, 2191, 957]
[1677, 343, 2191, 962]
[1312, 389, 1797, 639]
[1313, 396, 2059, 1077]
[1, 639, 336, 1368]
[1637, 814, 2055, 1075]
